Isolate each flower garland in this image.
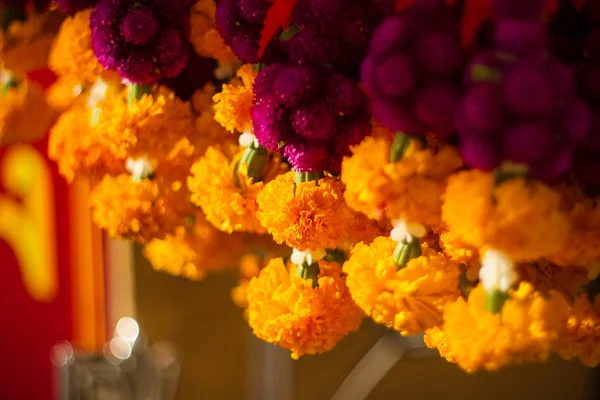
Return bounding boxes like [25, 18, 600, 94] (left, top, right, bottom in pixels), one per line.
[5, 0, 600, 371]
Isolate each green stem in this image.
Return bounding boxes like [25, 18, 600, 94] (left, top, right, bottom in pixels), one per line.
[392, 239, 422, 270]
[484, 289, 509, 314]
[297, 261, 320, 288]
[389, 133, 411, 163]
[234, 143, 268, 188]
[294, 171, 324, 186]
[127, 84, 153, 109]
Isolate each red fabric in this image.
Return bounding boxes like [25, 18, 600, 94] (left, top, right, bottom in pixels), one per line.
[0, 69, 73, 400]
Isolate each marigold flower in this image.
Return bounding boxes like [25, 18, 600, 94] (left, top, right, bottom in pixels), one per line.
[256, 171, 355, 251]
[344, 236, 460, 335]
[48, 102, 123, 182]
[45, 74, 85, 112]
[0, 11, 63, 74]
[143, 212, 246, 280]
[442, 170, 570, 262]
[89, 174, 190, 243]
[0, 77, 54, 145]
[436, 227, 480, 267]
[246, 258, 363, 359]
[426, 283, 563, 372]
[341, 136, 462, 225]
[554, 293, 600, 367]
[188, 144, 287, 234]
[213, 64, 257, 133]
[48, 9, 114, 83]
[189, 0, 238, 63]
[95, 87, 194, 163]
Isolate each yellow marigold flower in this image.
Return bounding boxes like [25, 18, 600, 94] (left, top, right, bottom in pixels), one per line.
[96, 87, 194, 162]
[246, 258, 363, 359]
[213, 64, 257, 133]
[436, 227, 480, 267]
[0, 11, 63, 74]
[256, 171, 355, 251]
[442, 170, 570, 262]
[341, 136, 462, 225]
[143, 212, 246, 280]
[89, 174, 190, 244]
[48, 103, 123, 182]
[0, 77, 54, 145]
[549, 194, 600, 267]
[48, 9, 114, 82]
[188, 144, 287, 234]
[45, 74, 85, 112]
[191, 83, 237, 148]
[426, 283, 562, 372]
[554, 293, 600, 367]
[189, 0, 238, 63]
[344, 236, 460, 335]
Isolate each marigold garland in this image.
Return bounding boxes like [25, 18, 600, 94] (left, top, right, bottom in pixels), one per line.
[212, 64, 257, 133]
[425, 283, 563, 372]
[344, 237, 461, 335]
[188, 144, 287, 234]
[246, 258, 363, 359]
[256, 171, 355, 251]
[442, 170, 570, 262]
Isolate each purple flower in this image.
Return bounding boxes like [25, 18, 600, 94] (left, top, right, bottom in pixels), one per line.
[361, 0, 463, 138]
[90, 0, 189, 83]
[252, 64, 370, 173]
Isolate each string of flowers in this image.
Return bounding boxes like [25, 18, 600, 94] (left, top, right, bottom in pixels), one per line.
[2, 0, 600, 373]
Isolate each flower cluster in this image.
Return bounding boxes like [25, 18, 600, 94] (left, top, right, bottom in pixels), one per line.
[13, 0, 600, 371]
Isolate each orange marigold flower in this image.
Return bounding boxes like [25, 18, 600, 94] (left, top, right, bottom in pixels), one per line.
[256, 171, 355, 251]
[45, 74, 85, 112]
[341, 137, 462, 225]
[213, 64, 257, 133]
[48, 9, 114, 83]
[188, 144, 287, 234]
[246, 258, 363, 359]
[89, 174, 190, 244]
[436, 227, 480, 267]
[191, 83, 236, 147]
[554, 293, 600, 367]
[343, 236, 461, 335]
[0, 11, 63, 74]
[48, 103, 123, 181]
[426, 283, 563, 372]
[549, 194, 600, 267]
[0, 77, 54, 145]
[189, 0, 238, 63]
[143, 212, 246, 280]
[96, 87, 195, 162]
[442, 170, 570, 262]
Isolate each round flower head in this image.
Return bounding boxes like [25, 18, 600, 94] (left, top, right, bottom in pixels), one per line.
[442, 170, 570, 262]
[426, 283, 564, 372]
[90, 0, 190, 83]
[189, 0, 237, 63]
[0, 76, 54, 145]
[252, 64, 370, 173]
[343, 237, 460, 335]
[553, 293, 600, 367]
[48, 102, 124, 182]
[143, 212, 246, 280]
[341, 135, 463, 225]
[49, 9, 114, 83]
[89, 174, 190, 243]
[0, 11, 63, 74]
[256, 171, 355, 251]
[215, 0, 288, 64]
[361, 0, 463, 137]
[188, 143, 288, 234]
[246, 257, 363, 359]
[213, 64, 257, 133]
[94, 86, 194, 163]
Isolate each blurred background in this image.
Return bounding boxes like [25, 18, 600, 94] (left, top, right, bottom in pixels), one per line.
[0, 73, 595, 400]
